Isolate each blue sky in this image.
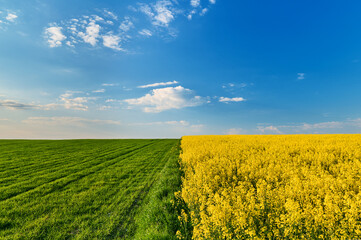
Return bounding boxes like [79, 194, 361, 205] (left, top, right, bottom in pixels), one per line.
[1, 0, 361, 138]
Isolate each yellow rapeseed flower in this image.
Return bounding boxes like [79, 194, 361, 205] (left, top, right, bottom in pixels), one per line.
[178, 134, 361, 239]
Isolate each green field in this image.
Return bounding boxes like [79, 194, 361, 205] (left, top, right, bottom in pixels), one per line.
[0, 139, 182, 239]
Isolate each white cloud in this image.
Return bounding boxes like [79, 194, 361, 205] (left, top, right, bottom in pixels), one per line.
[93, 15, 104, 22]
[219, 97, 246, 103]
[226, 128, 245, 135]
[6, 13, 18, 22]
[301, 121, 343, 130]
[131, 120, 189, 126]
[129, 120, 204, 134]
[66, 41, 74, 47]
[222, 83, 247, 89]
[78, 21, 100, 46]
[153, 1, 175, 27]
[256, 119, 361, 134]
[209, 0, 216, 4]
[92, 89, 105, 93]
[258, 126, 282, 134]
[200, 8, 208, 16]
[42, 2, 218, 52]
[104, 10, 118, 20]
[59, 92, 92, 111]
[0, 117, 123, 139]
[102, 34, 122, 50]
[47, 13, 126, 51]
[0, 99, 39, 110]
[225, 128, 248, 135]
[102, 83, 118, 87]
[45, 26, 67, 47]
[165, 120, 189, 126]
[137, 80, 178, 88]
[124, 86, 204, 113]
[139, 29, 152, 37]
[0, 99, 60, 111]
[297, 73, 305, 80]
[23, 117, 121, 127]
[187, 10, 196, 20]
[140, 1, 175, 27]
[139, 5, 154, 18]
[191, 0, 200, 7]
[119, 17, 134, 31]
[98, 105, 113, 110]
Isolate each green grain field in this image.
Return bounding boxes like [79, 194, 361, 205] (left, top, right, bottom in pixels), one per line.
[0, 139, 182, 239]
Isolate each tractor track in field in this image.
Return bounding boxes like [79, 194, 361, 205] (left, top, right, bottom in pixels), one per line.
[106, 144, 176, 239]
[0, 142, 145, 187]
[0, 142, 139, 176]
[0, 141, 158, 203]
[0, 139, 181, 240]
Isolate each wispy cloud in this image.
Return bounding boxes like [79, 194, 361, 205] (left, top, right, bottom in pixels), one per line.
[301, 121, 343, 130]
[124, 86, 204, 113]
[102, 33, 123, 51]
[129, 120, 204, 134]
[200, 8, 208, 16]
[98, 105, 113, 111]
[137, 80, 178, 88]
[139, 0, 175, 27]
[187, 10, 196, 20]
[0, 99, 42, 110]
[44, 13, 126, 50]
[44, 26, 67, 47]
[23, 117, 121, 127]
[256, 118, 361, 134]
[0, 91, 101, 112]
[78, 21, 101, 46]
[138, 29, 152, 37]
[257, 126, 282, 134]
[119, 17, 134, 31]
[0, 99, 59, 111]
[219, 97, 246, 103]
[0, 10, 19, 29]
[226, 128, 245, 135]
[297, 73, 305, 80]
[190, 0, 201, 8]
[222, 83, 247, 89]
[104, 9, 118, 20]
[102, 83, 118, 87]
[92, 89, 105, 93]
[187, 0, 216, 20]
[43, 1, 217, 51]
[130, 120, 189, 126]
[5, 13, 17, 22]
[59, 91, 95, 111]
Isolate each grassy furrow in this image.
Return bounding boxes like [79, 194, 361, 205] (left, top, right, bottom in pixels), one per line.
[0, 140, 145, 176]
[0, 140, 157, 202]
[0, 139, 181, 239]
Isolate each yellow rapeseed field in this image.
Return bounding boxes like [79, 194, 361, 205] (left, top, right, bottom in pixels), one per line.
[178, 135, 361, 239]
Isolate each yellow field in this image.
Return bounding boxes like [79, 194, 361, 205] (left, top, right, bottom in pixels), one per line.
[178, 135, 361, 239]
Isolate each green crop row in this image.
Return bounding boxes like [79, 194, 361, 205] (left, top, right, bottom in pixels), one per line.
[0, 139, 181, 239]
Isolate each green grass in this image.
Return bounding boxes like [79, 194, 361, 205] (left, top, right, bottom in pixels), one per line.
[132, 143, 182, 240]
[0, 139, 181, 239]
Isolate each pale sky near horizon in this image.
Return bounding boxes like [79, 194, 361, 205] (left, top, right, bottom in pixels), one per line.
[1, 0, 361, 138]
